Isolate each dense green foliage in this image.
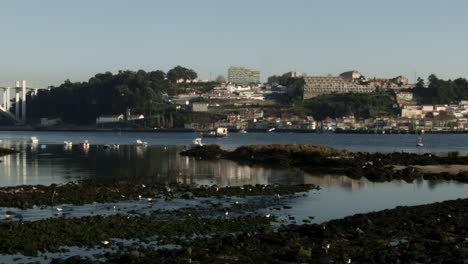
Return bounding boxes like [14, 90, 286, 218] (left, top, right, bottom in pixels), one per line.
[412, 74, 468, 104]
[297, 92, 398, 120]
[27, 66, 209, 124]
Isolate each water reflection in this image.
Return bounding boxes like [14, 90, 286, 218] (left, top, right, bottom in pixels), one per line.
[0, 141, 316, 187]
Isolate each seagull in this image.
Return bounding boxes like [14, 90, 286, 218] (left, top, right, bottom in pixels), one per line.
[141, 184, 146, 188]
[147, 198, 153, 202]
[224, 211, 229, 217]
[56, 207, 63, 212]
[138, 195, 142, 200]
[265, 214, 270, 218]
[347, 259, 352, 264]
[235, 201, 239, 204]
[101, 241, 110, 245]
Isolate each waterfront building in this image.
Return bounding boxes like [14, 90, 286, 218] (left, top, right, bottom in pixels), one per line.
[228, 66, 260, 84]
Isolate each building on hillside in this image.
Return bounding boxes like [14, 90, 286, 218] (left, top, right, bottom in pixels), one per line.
[283, 71, 304, 78]
[96, 114, 124, 124]
[96, 114, 144, 124]
[301, 74, 375, 99]
[339, 71, 362, 80]
[228, 66, 260, 84]
[191, 102, 209, 112]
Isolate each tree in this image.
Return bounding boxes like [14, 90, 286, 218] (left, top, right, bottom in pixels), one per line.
[167, 66, 198, 83]
[415, 77, 425, 89]
[215, 75, 226, 83]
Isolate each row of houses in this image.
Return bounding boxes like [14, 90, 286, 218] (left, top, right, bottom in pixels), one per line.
[401, 101, 468, 119]
[320, 115, 468, 131]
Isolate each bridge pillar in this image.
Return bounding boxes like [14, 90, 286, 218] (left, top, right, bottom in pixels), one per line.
[1, 88, 5, 109]
[5, 87, 10, 111]
[22, 80, 26, 121]
[15, 81, 20, 119]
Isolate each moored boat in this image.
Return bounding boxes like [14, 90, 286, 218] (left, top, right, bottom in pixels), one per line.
[201, 127, 228, 138]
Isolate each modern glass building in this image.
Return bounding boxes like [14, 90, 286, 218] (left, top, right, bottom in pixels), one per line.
[228, 66, 260, 84]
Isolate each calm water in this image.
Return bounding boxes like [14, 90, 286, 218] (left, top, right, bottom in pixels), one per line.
[0, 131, 467, 152]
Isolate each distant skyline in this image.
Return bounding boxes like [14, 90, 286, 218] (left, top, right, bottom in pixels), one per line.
[1, 0, 467, 86]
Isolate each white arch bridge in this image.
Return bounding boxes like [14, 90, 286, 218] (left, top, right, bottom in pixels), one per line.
[0, 80, 49, 124]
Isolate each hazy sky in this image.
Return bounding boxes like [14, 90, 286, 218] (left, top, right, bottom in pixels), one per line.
[1, 0, 467, 86]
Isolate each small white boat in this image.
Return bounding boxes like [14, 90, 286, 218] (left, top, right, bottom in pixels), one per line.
[64, 141, 73, 147]
[30, 137, 39, 144]
[82, 140, 90, 148]
[192, 138, 203, 147]
[239, 129, 247, 134]
[268, 128, 276, 132]
[135, 139, 148, 146]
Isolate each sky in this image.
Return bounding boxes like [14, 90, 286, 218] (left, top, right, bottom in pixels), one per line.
[1, 0, 467, 86]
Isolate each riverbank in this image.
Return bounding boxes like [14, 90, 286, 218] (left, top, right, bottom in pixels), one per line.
[43, 198, 468, 263]
[2, 125, 468, 134]
[181, 144, 468, 183]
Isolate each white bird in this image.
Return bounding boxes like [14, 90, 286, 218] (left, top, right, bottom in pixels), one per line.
[141, 184, 146, 188]
[147, 198, 152, 202]
[30, 137, 39, 144]
[101, 241, 110, 245]
[55, 207, 63, 212]
[235, 201, 239, 205]
[265, 214, 271, 218]
[224, 211, 229, 217]
[4, 214, 11, 219]
[138, 195, 142, 200]
[347, 259, 351, 264]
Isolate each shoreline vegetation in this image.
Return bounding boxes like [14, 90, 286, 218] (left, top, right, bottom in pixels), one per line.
[180, 144, 468, 183]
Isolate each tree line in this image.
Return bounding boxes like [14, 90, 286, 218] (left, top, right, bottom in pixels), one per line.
[27, 66, 206, 124]
[412, 74, 468, 104]
[296, 91, 399, 121]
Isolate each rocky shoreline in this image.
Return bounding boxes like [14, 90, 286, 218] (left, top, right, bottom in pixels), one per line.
[44, 198, 468, 263]
[0, 180, 318, 209]
[180, 144, 468, 183]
